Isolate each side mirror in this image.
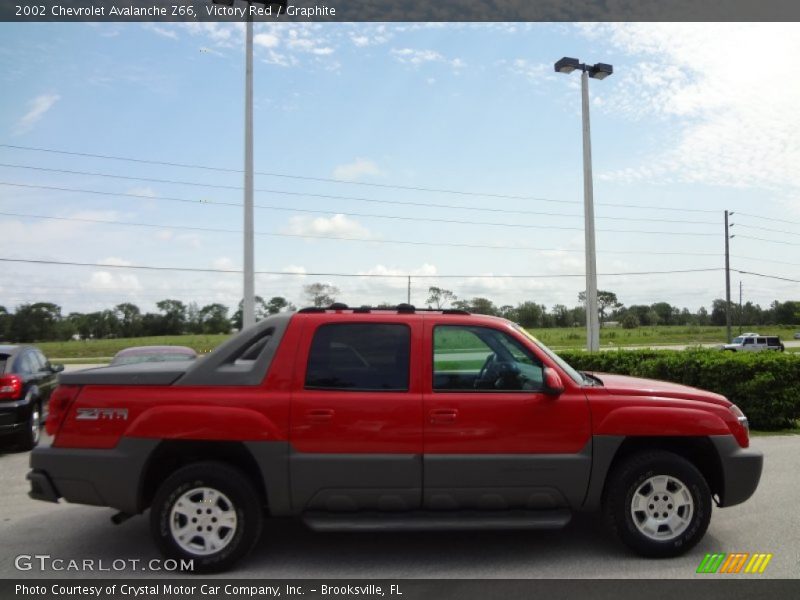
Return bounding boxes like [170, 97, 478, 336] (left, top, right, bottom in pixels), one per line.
[50, 364, 65, 373]
[543, 367, 564, 396]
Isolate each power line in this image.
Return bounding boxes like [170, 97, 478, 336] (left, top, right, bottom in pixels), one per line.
[734, 222, 800, 238]
[735, 269, 800, 284]
[0, 210, 724, 257]
[732, 255, 800, 268]
[0, 170, 719, 235]
[0, 144, 722, 214]
[0, 257, 723, 279]
[0, 180, 718, 225]
[736, 211, 800, 227]
[735, 234, 800, 247]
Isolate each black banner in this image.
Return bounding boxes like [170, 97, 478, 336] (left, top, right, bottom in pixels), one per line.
[3, 580, 800, 600]
[4, 0, 800, 23]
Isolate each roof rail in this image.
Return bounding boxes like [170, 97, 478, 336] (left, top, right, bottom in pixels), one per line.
[297, 304, 470, 315]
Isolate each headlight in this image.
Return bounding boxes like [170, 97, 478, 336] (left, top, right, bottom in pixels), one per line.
[730, 404, 749, 431]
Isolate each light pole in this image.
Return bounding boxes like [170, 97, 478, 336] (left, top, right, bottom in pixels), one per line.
[554, 57, 613, 352]
[213, 0, 284, 330]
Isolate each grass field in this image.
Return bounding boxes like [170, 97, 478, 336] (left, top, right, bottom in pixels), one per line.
[534, 324, 799, 349]
[36, 324, 800, 360]
[38, 334, 230, 360]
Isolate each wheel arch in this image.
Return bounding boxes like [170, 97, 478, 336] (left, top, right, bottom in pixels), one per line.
[138, 440, 269, 513]
[583, 436, 724, 511]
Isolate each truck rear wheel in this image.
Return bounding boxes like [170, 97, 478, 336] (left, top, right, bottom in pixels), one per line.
[150, 461, 263, 573]
[603, 451, 711, 557]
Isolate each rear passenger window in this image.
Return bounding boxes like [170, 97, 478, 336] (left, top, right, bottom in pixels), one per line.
[305, 323, 410, 391]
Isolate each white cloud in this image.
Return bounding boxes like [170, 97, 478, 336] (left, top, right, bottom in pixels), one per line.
[254, 32, 279, 48]
[212, 257, 238, 270]
[98, 257, 133, 267]
[144, 23, 179, 40]
[577, 23, 800, 191]
[283, 214, 373, 239]
[391, 48, 464, 69]
[350, 25, 392, 47]
[15, 93, 60, 133]
[182, 22, 239, 47]
[82, 271, 142, 293]
[507, 59, 554, 82]
[332, 158, 383, 181]
[126, 186, 157, 198]
[282, 265, 308, 275]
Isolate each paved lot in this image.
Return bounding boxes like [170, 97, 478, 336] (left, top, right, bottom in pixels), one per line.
[0, 435, 797, 579]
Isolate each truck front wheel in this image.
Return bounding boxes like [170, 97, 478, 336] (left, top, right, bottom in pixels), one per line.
[150, 461, 263, 573]
[603, 451, 712, 557]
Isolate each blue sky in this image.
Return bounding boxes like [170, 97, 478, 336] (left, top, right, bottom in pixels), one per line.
[1, 22, 798, 315]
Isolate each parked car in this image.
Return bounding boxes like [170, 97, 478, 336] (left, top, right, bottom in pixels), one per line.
[794, 332, 800, 340]
[0, 345, 63, 450]
[109, 345, 197, 366]
[29, 305, 762, 572]
[722, 335, 784, 352]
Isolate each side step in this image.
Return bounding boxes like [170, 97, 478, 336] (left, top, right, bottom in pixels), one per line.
[303, 509, 571, 532]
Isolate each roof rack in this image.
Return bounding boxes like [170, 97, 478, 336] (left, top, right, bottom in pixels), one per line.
[297, 303, 470, 315]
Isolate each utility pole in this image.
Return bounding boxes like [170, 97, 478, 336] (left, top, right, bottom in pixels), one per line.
[724, 210, 732, 343]
[214, 0, 283, 328]
[739, 280, 743, 334]
[242, 4, 255, 330]
[407, 276, 411, 305]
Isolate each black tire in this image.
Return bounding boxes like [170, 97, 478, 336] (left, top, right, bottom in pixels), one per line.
[16, 398, 42, 451]
[150, 461, 263, 573]
[603, 451, 711, 558]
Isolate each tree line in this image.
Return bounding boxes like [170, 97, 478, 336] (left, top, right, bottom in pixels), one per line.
[0, 283, 798, 343]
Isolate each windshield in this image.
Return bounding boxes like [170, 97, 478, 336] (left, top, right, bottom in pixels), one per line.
[732, 337, 744, 344]
[511, 324, 585, 385]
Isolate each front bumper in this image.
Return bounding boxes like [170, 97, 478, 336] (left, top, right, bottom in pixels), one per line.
[711, 435, 764, 507]
[27, 438, 159, 514]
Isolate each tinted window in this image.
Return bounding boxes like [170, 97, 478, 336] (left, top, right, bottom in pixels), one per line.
[16, 352, 37, 374]
[433, 325, 543, 392]
[30, 351, 46, 371]
[767, 337, 780, 346]
[305, 323, 410, 391]
[756, 337, 766, 345]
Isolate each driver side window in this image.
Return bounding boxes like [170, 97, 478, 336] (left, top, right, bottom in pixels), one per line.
[432, 325, 544, 392]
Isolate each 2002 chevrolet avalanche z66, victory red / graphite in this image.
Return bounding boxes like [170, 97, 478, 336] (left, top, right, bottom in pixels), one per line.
[27, 305, 762, 572]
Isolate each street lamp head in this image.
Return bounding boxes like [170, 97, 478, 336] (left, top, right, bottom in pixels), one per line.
[589, 63, 614, 80]
[554, 57, 581, 74]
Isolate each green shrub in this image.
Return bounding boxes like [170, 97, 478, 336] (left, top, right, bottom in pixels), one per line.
[559, 349, 800, 430]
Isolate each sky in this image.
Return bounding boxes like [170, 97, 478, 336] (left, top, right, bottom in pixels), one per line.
[1, 21, 799, 316]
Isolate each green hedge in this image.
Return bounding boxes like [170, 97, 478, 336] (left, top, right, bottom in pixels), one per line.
[558, 349, 800, 430]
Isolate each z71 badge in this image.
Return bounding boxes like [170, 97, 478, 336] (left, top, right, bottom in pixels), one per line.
[75, 408, 129, 421]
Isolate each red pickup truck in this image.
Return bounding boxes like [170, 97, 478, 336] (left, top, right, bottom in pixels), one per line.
[28, 306, 762, 572]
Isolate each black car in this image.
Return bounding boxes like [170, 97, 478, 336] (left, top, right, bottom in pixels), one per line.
[0, 345, 63, 450]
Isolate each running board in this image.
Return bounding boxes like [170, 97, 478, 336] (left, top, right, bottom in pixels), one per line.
[303, 509, 572, 532]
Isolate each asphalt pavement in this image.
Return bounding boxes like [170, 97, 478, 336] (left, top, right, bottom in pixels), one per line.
[1, 435, 797, 579]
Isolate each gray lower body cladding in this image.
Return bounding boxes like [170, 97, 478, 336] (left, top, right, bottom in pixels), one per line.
[27, 434, 761, 520]
[29, 438, 159, 514]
